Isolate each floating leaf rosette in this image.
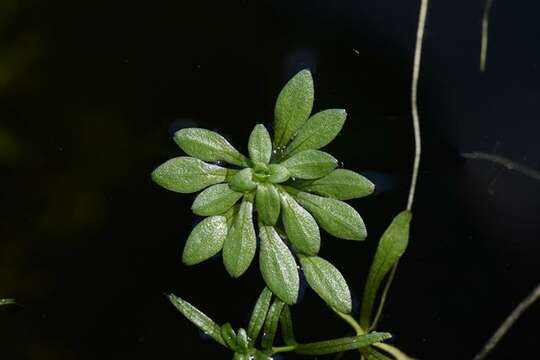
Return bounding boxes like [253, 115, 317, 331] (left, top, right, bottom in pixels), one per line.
[153, 70, 374, 310]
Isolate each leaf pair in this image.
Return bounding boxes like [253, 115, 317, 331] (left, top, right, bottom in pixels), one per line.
[273, 70, 346, 161]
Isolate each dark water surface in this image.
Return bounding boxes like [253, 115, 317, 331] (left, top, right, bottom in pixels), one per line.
[1, 1, 539, 359]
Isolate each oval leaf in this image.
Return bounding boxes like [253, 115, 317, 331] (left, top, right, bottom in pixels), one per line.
[174, 128, 248, 166]
[229, 168, 258, 192]
[255, 183, 281, 226]
[259, 226, 299, 305]
[152, 156, 227, 193]
[279, 305, 296, 345]
[300, 169, 375, 200]
[281, 150, 337, 180]
[223, 198, 257, 278]
[299, 255, 352, 313]
[192, 184, 242, 216]
[235, 328, 249, 353]
[296, 192, 366, 240]
[296, 332, 392, 355]
[168, 294, 226, 347]
[280, 192, 320, 255]
[274, 70, 314, 148]
[182, 216, 228, 265]
[248, 124, 272, 164]
[268, 164, 290, 183]
[247, 287, 273, 345]
[221, 323, 238, 350]
[261, 298, 285, 350]
[282, 109, 346, 157]
[360, 211, 412, 329]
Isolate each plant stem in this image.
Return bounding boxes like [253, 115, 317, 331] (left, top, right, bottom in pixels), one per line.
[370, 262, 398, 330]
[462, 152, 540, 181]
[272, 344, 297, 354]
[473, 283, 540, 360]
[480, 0, 493, 72]
[406, 0, 428, 212]
[335, 310, 366, 335]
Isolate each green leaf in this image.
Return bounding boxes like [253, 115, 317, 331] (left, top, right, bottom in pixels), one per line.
[174, 128, 248, 166]
[168, 294, 226, 347]
[259, 225, 299, 305]
[255, 183, 281, 225]
[182, 216, 228, 265]
[299, 169, 375, 200]
[282, 109, 346, 157]
[362, 347, 393, 360]
[223, 198, 257, 278]
[296, 192, 366, 240]
[261, 298, 285, 350]
[360, 211, 412, 329]
[233, 353, 249, 360]
[247, 287, 273, 345]
[248, 124, 272, 164]
[235, 328, 249, 353]
[268, 164, 290, 183]
[280, 150, 337, 180]
[221, 323, 238, 350]
[299, 255, 352, 313]
[152, 157, 227, 193]
[280, 192, 320, 255]
[229, 168, 258, 192]
[279, 305, 296, 345]
[192, 183, 243, 216]
[295, 332, 392, 355]
[0, 298, 15, 306]
[274, 70, 314, 148]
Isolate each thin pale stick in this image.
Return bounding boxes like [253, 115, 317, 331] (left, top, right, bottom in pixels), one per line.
[406, 0, 428, 212]
[480, 0, 493, 72]
[462, 152, 540, 181]
[473, 283, 540, 360]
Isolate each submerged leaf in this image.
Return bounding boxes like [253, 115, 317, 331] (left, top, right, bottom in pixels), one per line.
[259, 225, 299, 305]
[152, 157, 226, 193]
[221, 323, 238, 350]
[247, 287, 273, 345]
[296, 192, 366, 240]
[255, 183, 281, 225]
[174, 128, 248, 166]
[182, 216, 228, 265]
[360, 211, 412, 329]
[268, 164, 290, 183]
[280, 192, 320, 255]
[300, 169, 375, 200]
[281, 150, 337, 180]
[223, 198, 257, 278]
[168, 294, 225, 346]
[274, 70, 314, 148]
[295, 332, 392, 355]
[229, 168, 258, 192]
[299, 255, 352, 313]
[192, 183, 243, 216]
[279, 305, 297, 345]
[261, 298, 285, 350]
[248, 124, 272, 164]
[282, 109, 346, 157]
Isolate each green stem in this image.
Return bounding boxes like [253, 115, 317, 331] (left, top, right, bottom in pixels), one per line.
[370, 261, 399, 331]
[335, 310, 365, 335]
[272, 344, 297, 354]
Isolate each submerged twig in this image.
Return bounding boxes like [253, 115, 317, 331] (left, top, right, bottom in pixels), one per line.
[462, 152, 540, 181]
[406, 0, 428, 212]
[480, 0, 494, 72]
[0, 298, 15, 306]
[371, 0, 429, 335]
[473, 283, 540, 360]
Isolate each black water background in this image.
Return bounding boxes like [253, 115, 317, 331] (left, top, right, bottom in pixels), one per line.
[1, 1, 539, 359]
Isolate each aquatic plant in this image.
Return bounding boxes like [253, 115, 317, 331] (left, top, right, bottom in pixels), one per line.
[152, 69, 414, 359]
